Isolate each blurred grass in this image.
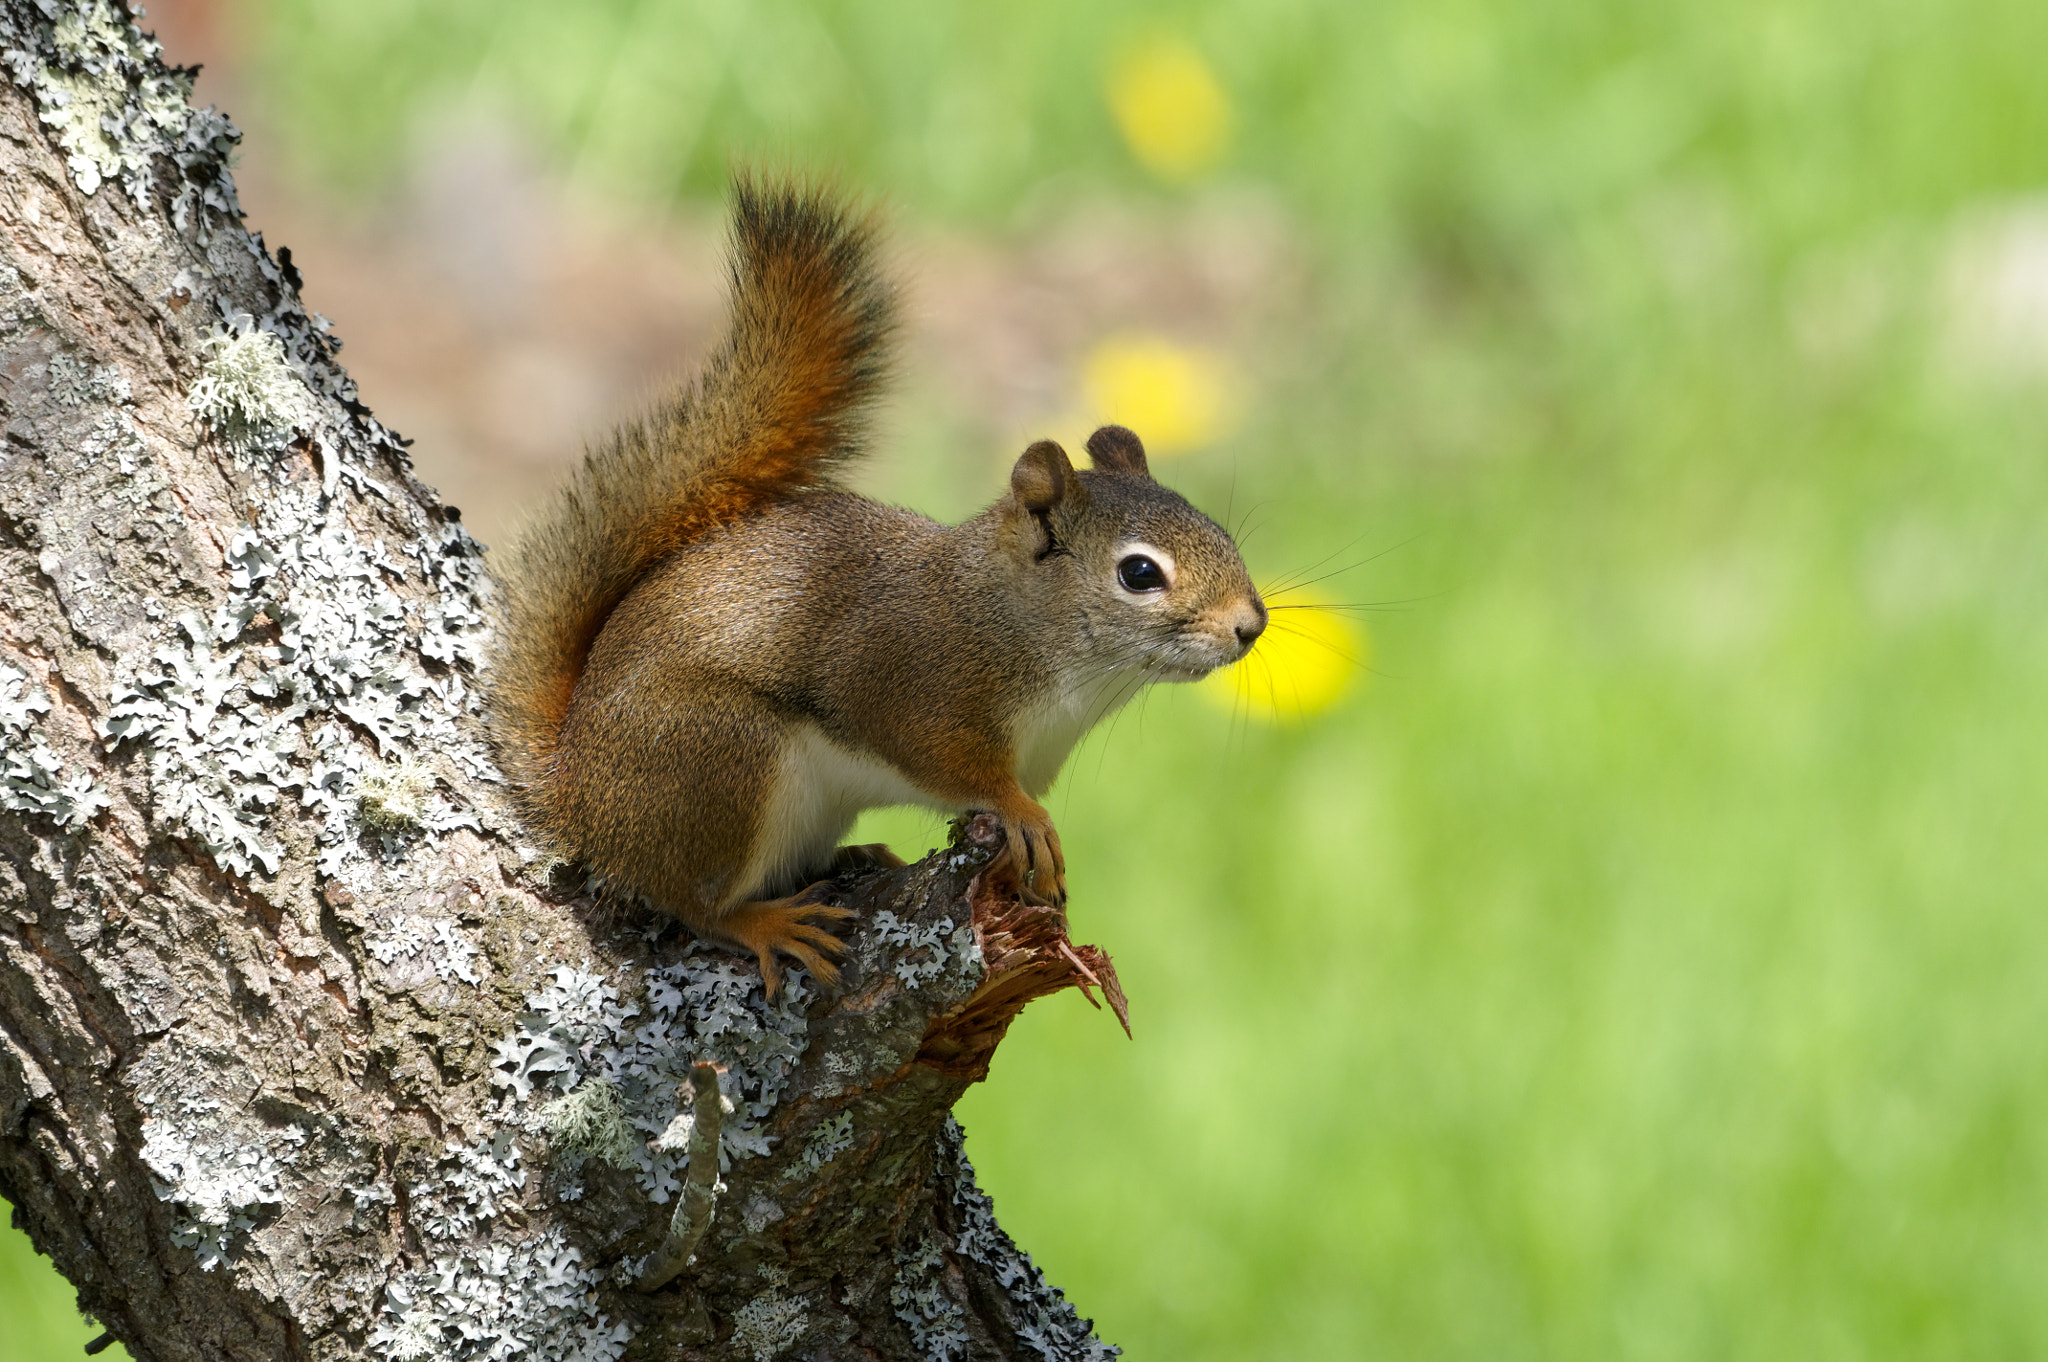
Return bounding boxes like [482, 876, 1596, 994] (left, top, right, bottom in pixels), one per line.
[11, 0, 2048, 1357]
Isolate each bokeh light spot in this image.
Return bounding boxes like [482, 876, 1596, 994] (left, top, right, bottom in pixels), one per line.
[1081, 334, 1240, 457]
[1107, 37, 1233, 181]
[1201, 592, 1365, 722]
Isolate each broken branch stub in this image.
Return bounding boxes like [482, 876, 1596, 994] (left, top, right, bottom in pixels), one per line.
[918, 818, 1133, 1083]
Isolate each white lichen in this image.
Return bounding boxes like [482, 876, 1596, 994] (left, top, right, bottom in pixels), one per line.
[364, 913, 481, 985]
[47, 350, 131, 407]
[891, 1234, 970, 1362]
[347, 1180, 396, 1209]
[370, 1226, 629, 1362]
[937, 1118, 1121, 1360]
[732, 1284, 810, 1361]
[0, 662, 110, 831]
[409, 1132, 526, 1240]
[363, 914, 428, 964]
[137, 1114, 304, 1272]
[793, 1112, 855, 1174]
[649, 1110, 693, 1153]
[32, 4, 189, 197]
[98, 474, 490, 880]
[98, 612, 298, 875]
[376, 1313, 441, 1362]
[429, 921, 484, 984]
[187, 320, 315, 453]
[648, 1081, 734, 1155]
[10, 0, 495, 879]
[871, 910, 974, 989]
[1, 0, 241, 226]
[363, 1131, 631, 1360]
[355, 754, 434, 831]
[540, 1077, 640, 1171]
[490, 954, 813, 1202]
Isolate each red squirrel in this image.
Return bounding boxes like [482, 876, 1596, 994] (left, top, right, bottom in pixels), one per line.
[489, 176, 1266, 996]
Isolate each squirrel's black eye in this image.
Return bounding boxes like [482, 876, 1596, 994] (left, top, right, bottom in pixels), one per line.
[1117, 555, 1167, 593]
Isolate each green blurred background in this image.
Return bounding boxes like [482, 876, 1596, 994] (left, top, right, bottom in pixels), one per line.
[11, 0, 2048, 1356]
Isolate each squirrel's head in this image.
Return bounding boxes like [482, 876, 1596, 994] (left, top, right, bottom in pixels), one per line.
[1001, 425, 1265, 683]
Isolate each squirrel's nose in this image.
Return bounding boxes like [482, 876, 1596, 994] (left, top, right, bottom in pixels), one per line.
[1232, 598, 1267, 653]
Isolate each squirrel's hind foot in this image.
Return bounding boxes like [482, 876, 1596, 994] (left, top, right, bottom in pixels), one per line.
[828, 842, 908, 875]
[718, 888, 856, 1000]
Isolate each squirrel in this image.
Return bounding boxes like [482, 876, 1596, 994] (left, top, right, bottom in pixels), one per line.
[489, 175, 1267, 998]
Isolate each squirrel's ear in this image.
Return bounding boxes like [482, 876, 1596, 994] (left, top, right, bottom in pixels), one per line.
[1085, 424, 1150, 479]
[1011, 439, 1079, 512]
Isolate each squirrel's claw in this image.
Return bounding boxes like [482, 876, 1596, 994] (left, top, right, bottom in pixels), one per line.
[993, 804, 1067, 907]
[718, 888, 857, 1000]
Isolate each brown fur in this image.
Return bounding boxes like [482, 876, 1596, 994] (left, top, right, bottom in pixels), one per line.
[489, 178, 1263, 995]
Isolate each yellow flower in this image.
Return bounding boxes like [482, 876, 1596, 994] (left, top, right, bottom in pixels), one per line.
[1082, 334, 1240, 457]
[1201, 592, 1365, 721]
[1107, 37, 1232, 181]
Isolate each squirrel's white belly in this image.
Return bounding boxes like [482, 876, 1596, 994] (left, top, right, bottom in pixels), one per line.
[733, 671, 1141, 902]
[736, 722, 954, 900]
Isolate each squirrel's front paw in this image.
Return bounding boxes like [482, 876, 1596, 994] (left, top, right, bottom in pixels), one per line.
[991, 802, 1066, 907]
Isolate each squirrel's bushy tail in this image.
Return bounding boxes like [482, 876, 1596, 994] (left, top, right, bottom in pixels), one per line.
[490, 175, 894, 821]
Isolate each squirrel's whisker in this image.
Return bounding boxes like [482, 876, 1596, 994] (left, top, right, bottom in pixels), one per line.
[1262, 532, 1423, 600]
[1261, 618, 1371, 670]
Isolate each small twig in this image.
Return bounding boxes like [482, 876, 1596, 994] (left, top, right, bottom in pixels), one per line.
[84, 1332, 116, 1357]
[636, 1060, 726, 1293]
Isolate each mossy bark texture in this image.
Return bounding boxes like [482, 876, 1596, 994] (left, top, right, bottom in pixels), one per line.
[0, 4, 1121, 1359]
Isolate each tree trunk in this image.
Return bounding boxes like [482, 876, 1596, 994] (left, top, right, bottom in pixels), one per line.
[0, 4, 1125, 1358]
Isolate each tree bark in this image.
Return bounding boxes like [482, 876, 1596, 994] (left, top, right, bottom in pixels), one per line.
[0, 4, 1125, 1359]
